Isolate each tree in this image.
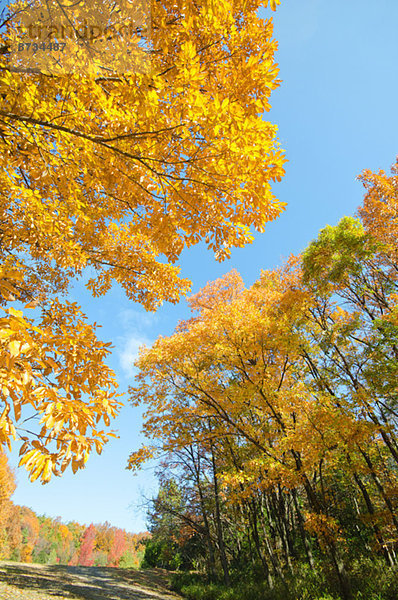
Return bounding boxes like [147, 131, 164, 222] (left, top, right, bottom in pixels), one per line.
[2, 502, 22, 560]
[143, 479, 189, 570]
[358, 157, 398, 255]
[78, 524, 96, 566]
[107, 528, 127, 567]
[0, 452, 15, 515]
[0, 0, 285, 482]
[0, 451, 16, 556]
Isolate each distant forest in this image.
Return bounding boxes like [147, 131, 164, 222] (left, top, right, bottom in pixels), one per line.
[0, 453, 148, 567]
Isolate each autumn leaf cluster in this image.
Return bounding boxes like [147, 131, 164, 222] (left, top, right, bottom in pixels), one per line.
[0, 0, 285, 481]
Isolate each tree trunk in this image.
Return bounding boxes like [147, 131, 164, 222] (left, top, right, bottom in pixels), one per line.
[210, 443, 230, 585]
[291, 488, 315, 569]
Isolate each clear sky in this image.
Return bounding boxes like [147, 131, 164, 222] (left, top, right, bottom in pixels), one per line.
[6, 0, 398, 533]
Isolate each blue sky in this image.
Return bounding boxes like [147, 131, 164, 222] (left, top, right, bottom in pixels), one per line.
[6, 0, 398, 533]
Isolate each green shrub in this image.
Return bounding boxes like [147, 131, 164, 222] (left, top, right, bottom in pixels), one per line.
[141, 540, 163, 568]
[180, 583, 223, 600]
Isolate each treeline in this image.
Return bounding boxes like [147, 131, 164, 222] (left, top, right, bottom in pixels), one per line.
[129, 160, 398, 600]
[0, 453, 148, 567]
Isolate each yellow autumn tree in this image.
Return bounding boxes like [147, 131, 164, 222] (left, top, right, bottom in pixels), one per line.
[128, 265, 354, 596]
[0, 0, 285, 481]
[0, 451, 16, 556]
[358, 157, 398, 254]
[0, 452, 15, 511]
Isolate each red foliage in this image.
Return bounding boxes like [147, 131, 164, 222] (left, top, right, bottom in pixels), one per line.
[107, 528, 127, 567]
[78, 524, 97, 566]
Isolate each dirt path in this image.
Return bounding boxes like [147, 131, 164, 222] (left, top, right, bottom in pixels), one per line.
[0, 562, 181, 600]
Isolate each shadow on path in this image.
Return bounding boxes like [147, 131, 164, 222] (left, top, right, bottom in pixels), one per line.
[0, 562, 180, 600]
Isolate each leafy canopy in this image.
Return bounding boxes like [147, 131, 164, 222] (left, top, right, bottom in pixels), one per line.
[0, 0, 285, 481]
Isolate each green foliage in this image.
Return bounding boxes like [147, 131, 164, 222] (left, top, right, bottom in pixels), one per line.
[94, 551, 108, 567]
[47, 548, 57, 565]
[171, 560, 398, 600]
[141, 539, 163, 568]
[119, 550, 140, 569]
[171, 567, 332, 600]
[180, 583, 224, 600]
[141, 538, 183, 570]
[34, 549, 49, 564]
[142, 479, 202, 571]
[302, 216, 378, 293]
[348, 558, 398, 600]
[9, 548, 20, 562]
